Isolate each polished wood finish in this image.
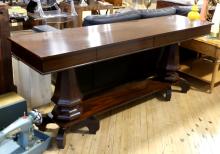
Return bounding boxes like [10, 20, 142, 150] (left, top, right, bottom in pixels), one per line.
[52, 69, 82, 107]
[51, 69, 82, 121]
[0, 5, 16, 94]
[57, 79, 171, 128]
[10, 15, 212, 74]
[40, 78, 171, 148]
[180, 36, 220, 93]
[157, 44, 190, 93]
[157, 44, 180, 81]
[41, 80, 220, 154]
[9, 15, 212, 148]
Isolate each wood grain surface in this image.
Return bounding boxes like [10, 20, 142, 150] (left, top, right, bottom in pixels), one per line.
[10, 15, 212, 74]
[40, 76, 220, 154]
[55, 79, 170, 128]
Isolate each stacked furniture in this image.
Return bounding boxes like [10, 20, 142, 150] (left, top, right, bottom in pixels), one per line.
[0, 4, 15, 93]
[0, 4, 27, 129]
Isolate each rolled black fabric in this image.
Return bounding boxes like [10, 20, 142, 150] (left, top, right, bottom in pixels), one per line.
[83, 10, 141, 26]
[139, 7, 176, 19]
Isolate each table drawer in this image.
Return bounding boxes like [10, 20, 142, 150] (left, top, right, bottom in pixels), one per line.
[181, 40, 218, 58]
[97, 38, 153, 60]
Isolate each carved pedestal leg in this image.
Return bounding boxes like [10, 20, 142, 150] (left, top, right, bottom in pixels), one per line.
[174, 77, 190, 93]
[161, 86, 172, 101]
[56, 127, 66, 149]
[51, 69, 83, 148]
[157, 43, 190, 93]
[51, 68, 83, 121]
[85, 116, 100, 134]
[37, 115, 54, 131]
[52, 68, 82, 107]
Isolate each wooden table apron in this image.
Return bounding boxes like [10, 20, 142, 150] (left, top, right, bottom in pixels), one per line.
[9, 15, 211, 148]
[10, 15, 211, 74]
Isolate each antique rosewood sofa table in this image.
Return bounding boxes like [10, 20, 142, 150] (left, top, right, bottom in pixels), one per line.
[9, 15, 211, 148]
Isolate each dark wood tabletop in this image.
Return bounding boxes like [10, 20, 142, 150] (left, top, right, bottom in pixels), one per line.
[10, 15, 212, 74]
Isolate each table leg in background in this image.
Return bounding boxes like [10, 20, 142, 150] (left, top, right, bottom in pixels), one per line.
[210, 60, 220, 93]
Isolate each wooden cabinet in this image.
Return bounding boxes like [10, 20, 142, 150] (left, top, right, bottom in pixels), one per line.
[0, 4, 16, 94]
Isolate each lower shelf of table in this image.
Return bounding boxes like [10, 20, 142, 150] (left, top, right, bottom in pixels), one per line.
[180, 59, 220, 84]
[56, 79, 170, 128]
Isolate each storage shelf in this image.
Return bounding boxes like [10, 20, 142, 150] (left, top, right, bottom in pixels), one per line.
[56, 79, 170, 128]
[179, 59, 220, 84]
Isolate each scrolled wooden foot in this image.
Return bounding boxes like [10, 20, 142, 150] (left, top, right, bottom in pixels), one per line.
[56, 127, 66, 149]
[162, 87, 172, 101]
[36, 114, 53, 131]
[85, 116, 100, 134]
[175, 78, 190, 93]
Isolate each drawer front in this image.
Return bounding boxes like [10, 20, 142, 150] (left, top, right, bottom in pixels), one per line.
[181, 40, 217, 58]
[43, 49, 96, 73]
[97, 38, 154, 60]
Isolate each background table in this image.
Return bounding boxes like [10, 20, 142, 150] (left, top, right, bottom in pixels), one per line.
[180, 36, 220, 93]
[25, 11, 78, 29]
[60, 1, 113, 27]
